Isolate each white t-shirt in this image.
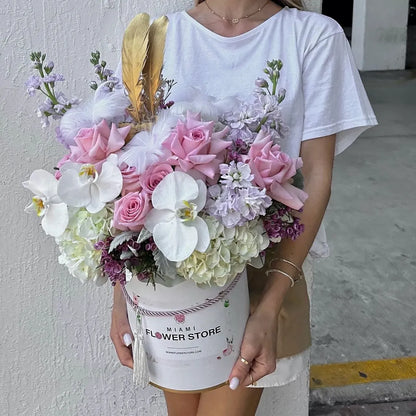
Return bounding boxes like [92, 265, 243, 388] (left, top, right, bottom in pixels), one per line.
[161, 7, 377, 257]
[164, 7, 377, 157]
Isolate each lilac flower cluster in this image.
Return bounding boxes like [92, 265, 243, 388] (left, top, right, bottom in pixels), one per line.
[206, 162, 272, 228]
[95, 236, 157, 286]
[89, 51, 121, 92]
[26, 52, 80, 128]
[220, 59, 288, 146]
[263, 203, 305, 242]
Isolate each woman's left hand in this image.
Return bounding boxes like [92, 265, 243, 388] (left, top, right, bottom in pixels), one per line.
[228, 308, 278, 389]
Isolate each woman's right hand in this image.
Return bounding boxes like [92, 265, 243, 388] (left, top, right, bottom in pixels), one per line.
[110, 283, 134, 369]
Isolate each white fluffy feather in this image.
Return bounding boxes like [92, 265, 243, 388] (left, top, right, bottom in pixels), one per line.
[59, 82, 130, 147]
[117, 109, 178, 174]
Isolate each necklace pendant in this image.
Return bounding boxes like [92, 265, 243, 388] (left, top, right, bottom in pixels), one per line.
[231, 17, 240, 24]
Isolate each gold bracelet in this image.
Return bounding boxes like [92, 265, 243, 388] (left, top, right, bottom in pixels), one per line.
[269, 257, 304, 278]
[265, 269, 296, 287]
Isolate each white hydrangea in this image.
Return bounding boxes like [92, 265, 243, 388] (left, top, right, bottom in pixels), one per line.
[55, 206, 113, 285]
[177, 215, 269, 287]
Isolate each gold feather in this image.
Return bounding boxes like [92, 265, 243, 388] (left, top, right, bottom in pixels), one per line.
[122, 13, 150, 122]
[143, 16, 169, 115]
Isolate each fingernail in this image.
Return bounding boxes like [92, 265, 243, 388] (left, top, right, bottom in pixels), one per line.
[229, 377, 240, 390]
[123, 333, 132, 347]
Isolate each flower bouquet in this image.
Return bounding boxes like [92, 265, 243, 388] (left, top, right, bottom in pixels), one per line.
[23, 14, 307, 391]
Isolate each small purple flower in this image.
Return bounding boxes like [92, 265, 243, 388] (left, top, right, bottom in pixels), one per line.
[255, 77, 269, 88]
[42, 73, 65, 84]
[263, 204, 305, 241]
[44, 61, 54, 71]
[25, 75, 42, 96]
[206, 163, 272, 228]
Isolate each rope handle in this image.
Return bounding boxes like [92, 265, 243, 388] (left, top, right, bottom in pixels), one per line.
[121, 273, 242, 317]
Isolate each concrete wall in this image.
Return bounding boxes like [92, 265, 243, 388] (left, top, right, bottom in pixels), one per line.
[0, 1, 319, 415]
[352, 0, 410, 70]
[1, 2, 191, 415]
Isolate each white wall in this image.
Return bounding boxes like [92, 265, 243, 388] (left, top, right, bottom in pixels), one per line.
[1, 1, 319, 415]
[1, 2, 191, 415]
[352, 0, 409, 70]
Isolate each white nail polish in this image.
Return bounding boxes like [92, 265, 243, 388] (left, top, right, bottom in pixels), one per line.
[229, 377, 240, 390]
[123, 333, 132, 347]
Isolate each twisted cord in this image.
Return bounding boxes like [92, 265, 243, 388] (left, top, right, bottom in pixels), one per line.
[121, 273, 242, 317]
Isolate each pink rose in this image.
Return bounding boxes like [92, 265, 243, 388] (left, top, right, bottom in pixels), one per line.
[113, 191, 151, 231]
[139, 163, 173, 195]
[69, 119, 130, 167]
[162, 112, 230, 180]
[119, 163, 142, 196]
[242, 131, 308, 210]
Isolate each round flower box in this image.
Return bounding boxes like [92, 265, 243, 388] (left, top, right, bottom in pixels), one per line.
[124, 271, 249, 392]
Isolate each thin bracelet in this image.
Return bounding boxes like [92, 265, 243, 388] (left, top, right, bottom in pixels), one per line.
[265, 269, 296, 287]
[270, 257, 304, 278]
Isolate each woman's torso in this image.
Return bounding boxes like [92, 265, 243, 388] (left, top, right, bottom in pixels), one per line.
[162, 7, 344, 158]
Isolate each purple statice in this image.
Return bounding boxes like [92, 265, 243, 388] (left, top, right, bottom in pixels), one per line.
[206, 162, 272, 228]
[263, 203, 305, 242]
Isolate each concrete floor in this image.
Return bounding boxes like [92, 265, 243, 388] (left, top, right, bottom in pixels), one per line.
[309, 70, 416, 413]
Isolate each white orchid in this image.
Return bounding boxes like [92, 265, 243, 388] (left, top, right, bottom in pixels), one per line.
[23, 170, 69, 237]
[57, 153, 122, 213]
[144, 171, 210, 262]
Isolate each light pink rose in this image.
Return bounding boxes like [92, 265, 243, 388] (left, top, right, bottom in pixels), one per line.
[162, 112, 231, 180]
[139, 163, 173, 195]
[242, 131, 308, 210]
[113, 191, 151, 231]
[69, 119, 130, 167]
[119, 163, 142, 196]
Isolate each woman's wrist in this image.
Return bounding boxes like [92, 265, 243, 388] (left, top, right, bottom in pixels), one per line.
[113, 282, 127, 310]
[254, 272, 292, 320]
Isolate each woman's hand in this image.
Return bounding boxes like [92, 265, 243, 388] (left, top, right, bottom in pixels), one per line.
[110, 283, 134, 369]
[228, 307, 279, 389]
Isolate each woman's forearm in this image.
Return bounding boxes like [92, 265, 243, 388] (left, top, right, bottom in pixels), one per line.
[113, 281, 127, 310]
[255, 135, 336, 318]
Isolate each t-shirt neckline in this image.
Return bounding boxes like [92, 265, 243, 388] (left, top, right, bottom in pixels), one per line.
[181, 6, 287, 42]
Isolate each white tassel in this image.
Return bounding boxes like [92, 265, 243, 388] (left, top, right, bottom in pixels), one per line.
[133, 314, 150, 388]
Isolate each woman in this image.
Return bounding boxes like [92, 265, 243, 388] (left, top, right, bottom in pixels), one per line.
[111, 1, 377, 415]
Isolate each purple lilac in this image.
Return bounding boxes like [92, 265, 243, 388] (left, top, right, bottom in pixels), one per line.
[206, 162, 272, 228]
[227, 135, 252, 162]
[25, 75, 42, 96]
[42, 73, 65, 84]
[95, 236, 157, 286]
[263, 208, 305, 241]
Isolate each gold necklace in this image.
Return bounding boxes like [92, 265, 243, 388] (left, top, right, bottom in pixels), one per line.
[204, 0, 270, 24]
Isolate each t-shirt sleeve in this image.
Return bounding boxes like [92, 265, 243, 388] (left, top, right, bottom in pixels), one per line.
[302, 31, 378, 155]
